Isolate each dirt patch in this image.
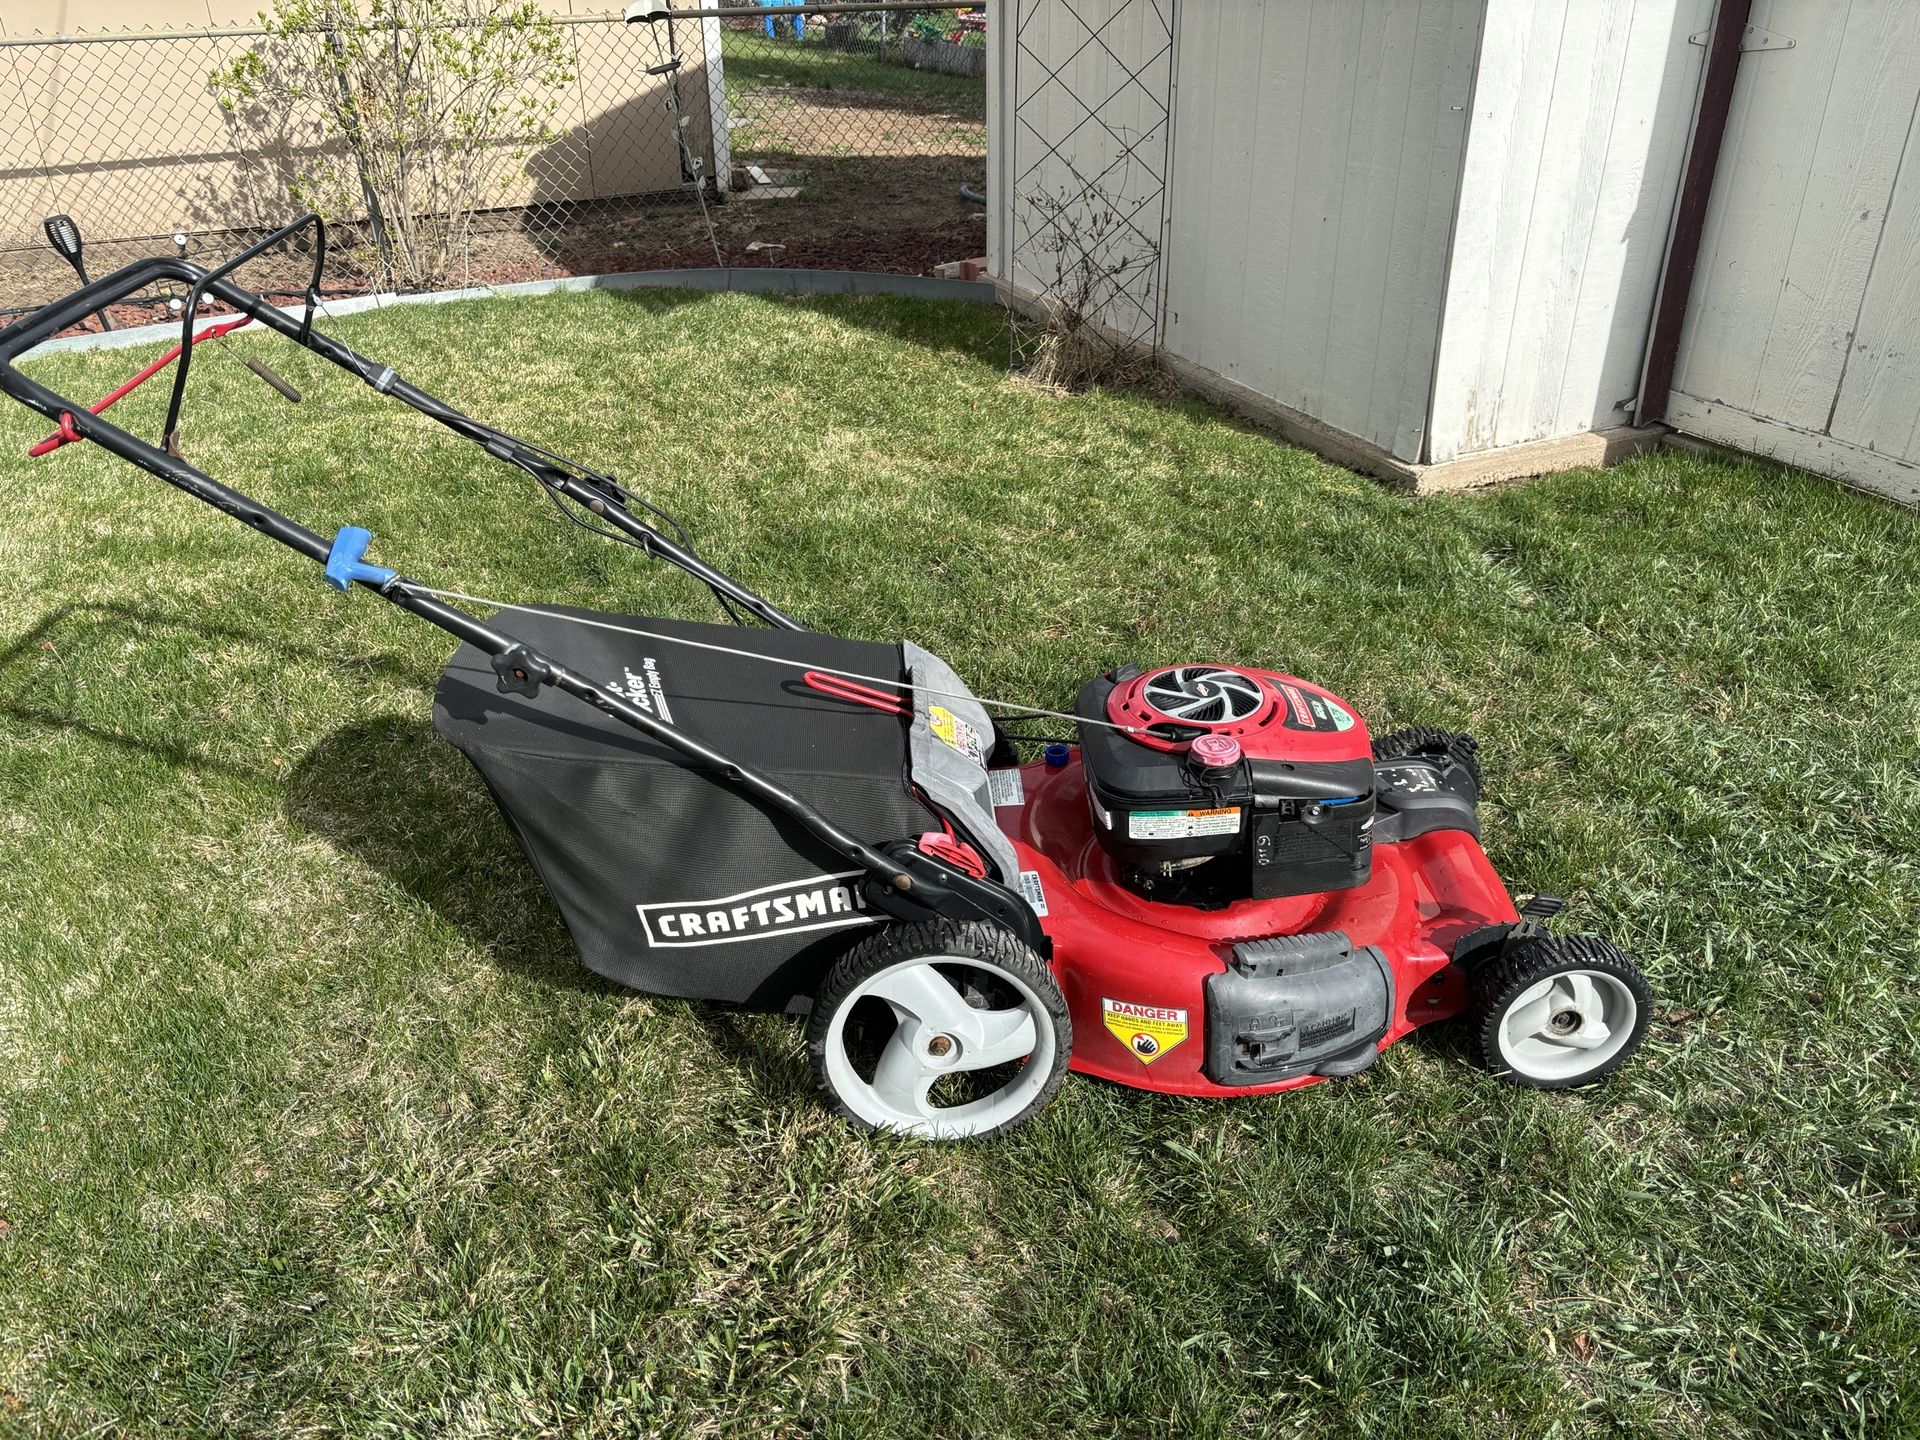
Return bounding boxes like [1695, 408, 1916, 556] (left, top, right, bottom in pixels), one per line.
[3, 154, 985, 337]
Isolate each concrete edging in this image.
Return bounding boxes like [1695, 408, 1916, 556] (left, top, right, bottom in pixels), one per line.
[22, 267, 999, 358]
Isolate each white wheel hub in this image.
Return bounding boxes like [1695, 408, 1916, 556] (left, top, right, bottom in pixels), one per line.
[1496, 968, 1639, 1082]
[821, 954, 1055, 1139]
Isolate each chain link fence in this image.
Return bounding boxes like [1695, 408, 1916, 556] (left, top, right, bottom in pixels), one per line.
[0, 4, 987, 332]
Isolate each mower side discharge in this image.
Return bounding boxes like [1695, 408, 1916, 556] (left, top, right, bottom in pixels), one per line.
[0, 219, 1654, 1142]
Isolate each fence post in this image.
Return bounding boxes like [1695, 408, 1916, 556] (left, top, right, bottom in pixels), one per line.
[702, 14, 733, 195]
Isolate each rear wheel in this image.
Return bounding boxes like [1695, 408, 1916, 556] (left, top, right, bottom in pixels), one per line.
[1371, 726, 1482, 789]
[1471, 935, 1650, 1089]
[806, 920, 1072, 1140]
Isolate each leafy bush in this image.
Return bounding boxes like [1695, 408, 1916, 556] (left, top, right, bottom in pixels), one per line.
[214, 0, 573, 291]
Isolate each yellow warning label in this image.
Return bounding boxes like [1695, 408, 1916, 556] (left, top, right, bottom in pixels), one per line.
[1102, 997, 1189, 1064]
[928, 705, 986, 764]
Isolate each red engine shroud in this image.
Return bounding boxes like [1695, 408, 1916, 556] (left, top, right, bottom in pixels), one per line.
[996, 754, 1519, 1097]
[1105, 663, 1373, 761]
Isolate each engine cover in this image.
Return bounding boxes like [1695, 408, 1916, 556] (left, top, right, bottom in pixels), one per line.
[1076, 665, 1376, 907]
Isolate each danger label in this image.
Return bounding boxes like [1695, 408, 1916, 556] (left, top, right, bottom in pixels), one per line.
[1128, 806, 1242, 840]
[1102, 998, 1188, 1064]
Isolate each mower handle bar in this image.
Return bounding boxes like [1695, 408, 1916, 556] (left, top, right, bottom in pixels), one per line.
[160, 211, 327, 450]
[0, 230, 1038, 928]
[0, 230, 803, 633]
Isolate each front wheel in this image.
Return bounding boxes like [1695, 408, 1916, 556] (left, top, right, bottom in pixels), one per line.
[806, 920, 1072, 1140]
[1471, 935, 1651, 1089]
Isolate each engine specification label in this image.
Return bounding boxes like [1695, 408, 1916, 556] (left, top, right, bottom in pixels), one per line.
[1128, 806, 1242, 840]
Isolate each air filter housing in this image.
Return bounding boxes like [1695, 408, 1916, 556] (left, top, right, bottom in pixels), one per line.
[1077, 664, 1377, 906]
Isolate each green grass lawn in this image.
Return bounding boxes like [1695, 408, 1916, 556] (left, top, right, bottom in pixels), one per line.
[1, 289, 1916, 1438]
[722, 27, 988, 112]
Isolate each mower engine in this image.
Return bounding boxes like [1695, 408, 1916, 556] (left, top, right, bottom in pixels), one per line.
[1076, 664, 1384, 907]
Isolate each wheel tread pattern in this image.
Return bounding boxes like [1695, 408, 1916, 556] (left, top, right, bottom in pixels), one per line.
[1370, 726, 1484, 789]
[1468, 933, 1651, 1090]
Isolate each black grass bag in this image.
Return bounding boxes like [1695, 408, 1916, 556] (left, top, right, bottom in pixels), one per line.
[433, 607, 934, 1009]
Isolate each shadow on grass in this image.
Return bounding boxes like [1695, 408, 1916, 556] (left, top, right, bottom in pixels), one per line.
[285, 713, 824, 1102]
[1398, 1011, 1480, 1071]
[593, 285, 1346, 483]
[0, 602, 426, 785]
[285, 713, 615, 997]
[703, 1006, 819, 1108]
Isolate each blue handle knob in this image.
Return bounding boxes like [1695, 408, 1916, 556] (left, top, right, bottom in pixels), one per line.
[324, 526, 397, 592]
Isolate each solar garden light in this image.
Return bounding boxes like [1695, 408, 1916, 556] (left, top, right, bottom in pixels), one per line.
[42, 214, 114, 331]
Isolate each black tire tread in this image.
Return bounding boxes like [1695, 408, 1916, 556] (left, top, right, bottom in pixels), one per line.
[1370, 726, 1484, 789]
[1468, 933, 1651, 1090]
[805, 919, 1073, 1139]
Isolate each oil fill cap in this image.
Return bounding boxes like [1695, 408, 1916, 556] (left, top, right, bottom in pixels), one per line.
[1190, 733, 1243, 770]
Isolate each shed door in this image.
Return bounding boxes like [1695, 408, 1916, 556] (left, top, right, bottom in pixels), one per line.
[1663, 0, 1920, 503]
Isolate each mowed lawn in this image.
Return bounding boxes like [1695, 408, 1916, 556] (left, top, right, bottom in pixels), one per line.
[0, 288, 1916, 1439]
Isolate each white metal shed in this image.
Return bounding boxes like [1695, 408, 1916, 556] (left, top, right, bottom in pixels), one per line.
[989, 0, 1920, 503]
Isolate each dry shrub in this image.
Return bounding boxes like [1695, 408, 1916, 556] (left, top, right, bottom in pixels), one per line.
[1011, 182, 1163, 392]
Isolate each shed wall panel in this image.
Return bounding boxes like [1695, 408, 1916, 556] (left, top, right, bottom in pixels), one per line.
[1828, 125, 1920, 463]
[1666, 0, 1920, 493]
[1160, 0, 1480, 462]
[1426, 0, 1710, 462]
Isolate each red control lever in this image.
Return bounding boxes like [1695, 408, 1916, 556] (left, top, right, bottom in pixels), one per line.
[28, 314, 253, 457]
[803, 669, 909, 717]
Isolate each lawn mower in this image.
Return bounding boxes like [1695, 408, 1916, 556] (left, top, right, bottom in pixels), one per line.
[0, 219, 1653, 1139]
